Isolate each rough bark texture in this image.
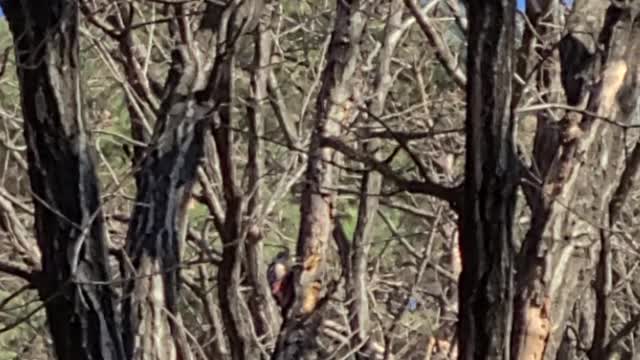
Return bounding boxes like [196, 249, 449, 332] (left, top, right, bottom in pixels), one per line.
[271, 0, 365, 358]
[590, 3, 640, 359]
[114, 1, 265, 359]
[1, 1, 125, 359]
[119, 3, 253, 360]
[513, 2, 640, 359]
[458, 0, 518, 359]
[122, 45, 206, 360]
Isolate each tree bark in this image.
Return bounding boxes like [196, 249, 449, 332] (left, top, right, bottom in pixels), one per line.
[121, 45, 206, 360]
[458, 0, 519, 359]
[119, 5, 230, 360]
[1, 1, 125, 359]
[590, 3, 640, 359]
[513, 2, 640, 358]
[271, 0, 366, 358]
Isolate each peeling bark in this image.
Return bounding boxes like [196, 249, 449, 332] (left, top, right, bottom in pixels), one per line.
[591, 4, 640, 359]
[514, 1, 640, 359]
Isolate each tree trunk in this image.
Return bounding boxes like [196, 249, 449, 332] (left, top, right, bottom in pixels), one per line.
[203, 2, 267, 359]
[1, 1, 125, 359]
[458, 0, 519, 359]
[513, 2, 640, 358]
[120, 23, 218, 360]
[271, 0, 366, 358]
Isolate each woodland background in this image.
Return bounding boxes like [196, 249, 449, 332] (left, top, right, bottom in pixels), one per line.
[0, 0, 637, 360]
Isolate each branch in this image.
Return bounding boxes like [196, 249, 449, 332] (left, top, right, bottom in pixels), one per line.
[244, 7, 282, 345]
[596, 126, 640, 360]
[321, 136, 461, 207]
[0, 261, 34, 284]
[604, 313, 640, 356]
[364, 128, 463, 141]
[516, 103, 640, 129]
[444, 0, 468, 33]
[267, 71, 299, 148]
[403, 0, 467, 88]
[0, 47, 12, 80]
[609, 140, 640, 223]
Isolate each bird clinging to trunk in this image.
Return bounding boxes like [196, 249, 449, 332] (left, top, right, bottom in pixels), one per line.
[267, 249, 294, 309]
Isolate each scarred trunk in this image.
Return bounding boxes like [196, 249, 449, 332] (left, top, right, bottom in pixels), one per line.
[271, 0, 365, 358]
[513, 2, 640, 358]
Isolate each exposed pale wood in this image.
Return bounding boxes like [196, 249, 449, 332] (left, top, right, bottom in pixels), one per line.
[270, 0, 366, 358]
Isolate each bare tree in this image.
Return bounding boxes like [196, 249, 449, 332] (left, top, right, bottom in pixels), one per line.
[1, 0, 640, 359]
[270, 0, 366, 357]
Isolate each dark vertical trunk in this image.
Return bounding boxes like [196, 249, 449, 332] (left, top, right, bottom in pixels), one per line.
[1, 1, 125, 359]
[458, 0, 518, 359]
[207, 10, 249, 359]
[203, 2, 266, 359]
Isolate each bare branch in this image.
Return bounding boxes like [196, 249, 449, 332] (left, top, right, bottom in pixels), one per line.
[403, 0, 467, 88]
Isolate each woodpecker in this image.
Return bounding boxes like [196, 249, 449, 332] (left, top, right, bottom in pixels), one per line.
[267, 249, 293, 308]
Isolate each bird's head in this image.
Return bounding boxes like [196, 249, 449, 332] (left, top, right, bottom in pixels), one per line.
[267, 248, 291, 285]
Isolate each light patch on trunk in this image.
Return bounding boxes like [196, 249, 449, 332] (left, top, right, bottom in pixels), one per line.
[451, 227, 462, 277]
[598, 61, 628, 116]
[302, 281, 321, 314]
[133, 256, 176, 360]
[519, 298, 551, 360]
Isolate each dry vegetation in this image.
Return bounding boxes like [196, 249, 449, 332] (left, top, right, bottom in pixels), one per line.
[0, 1, 637, 360]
